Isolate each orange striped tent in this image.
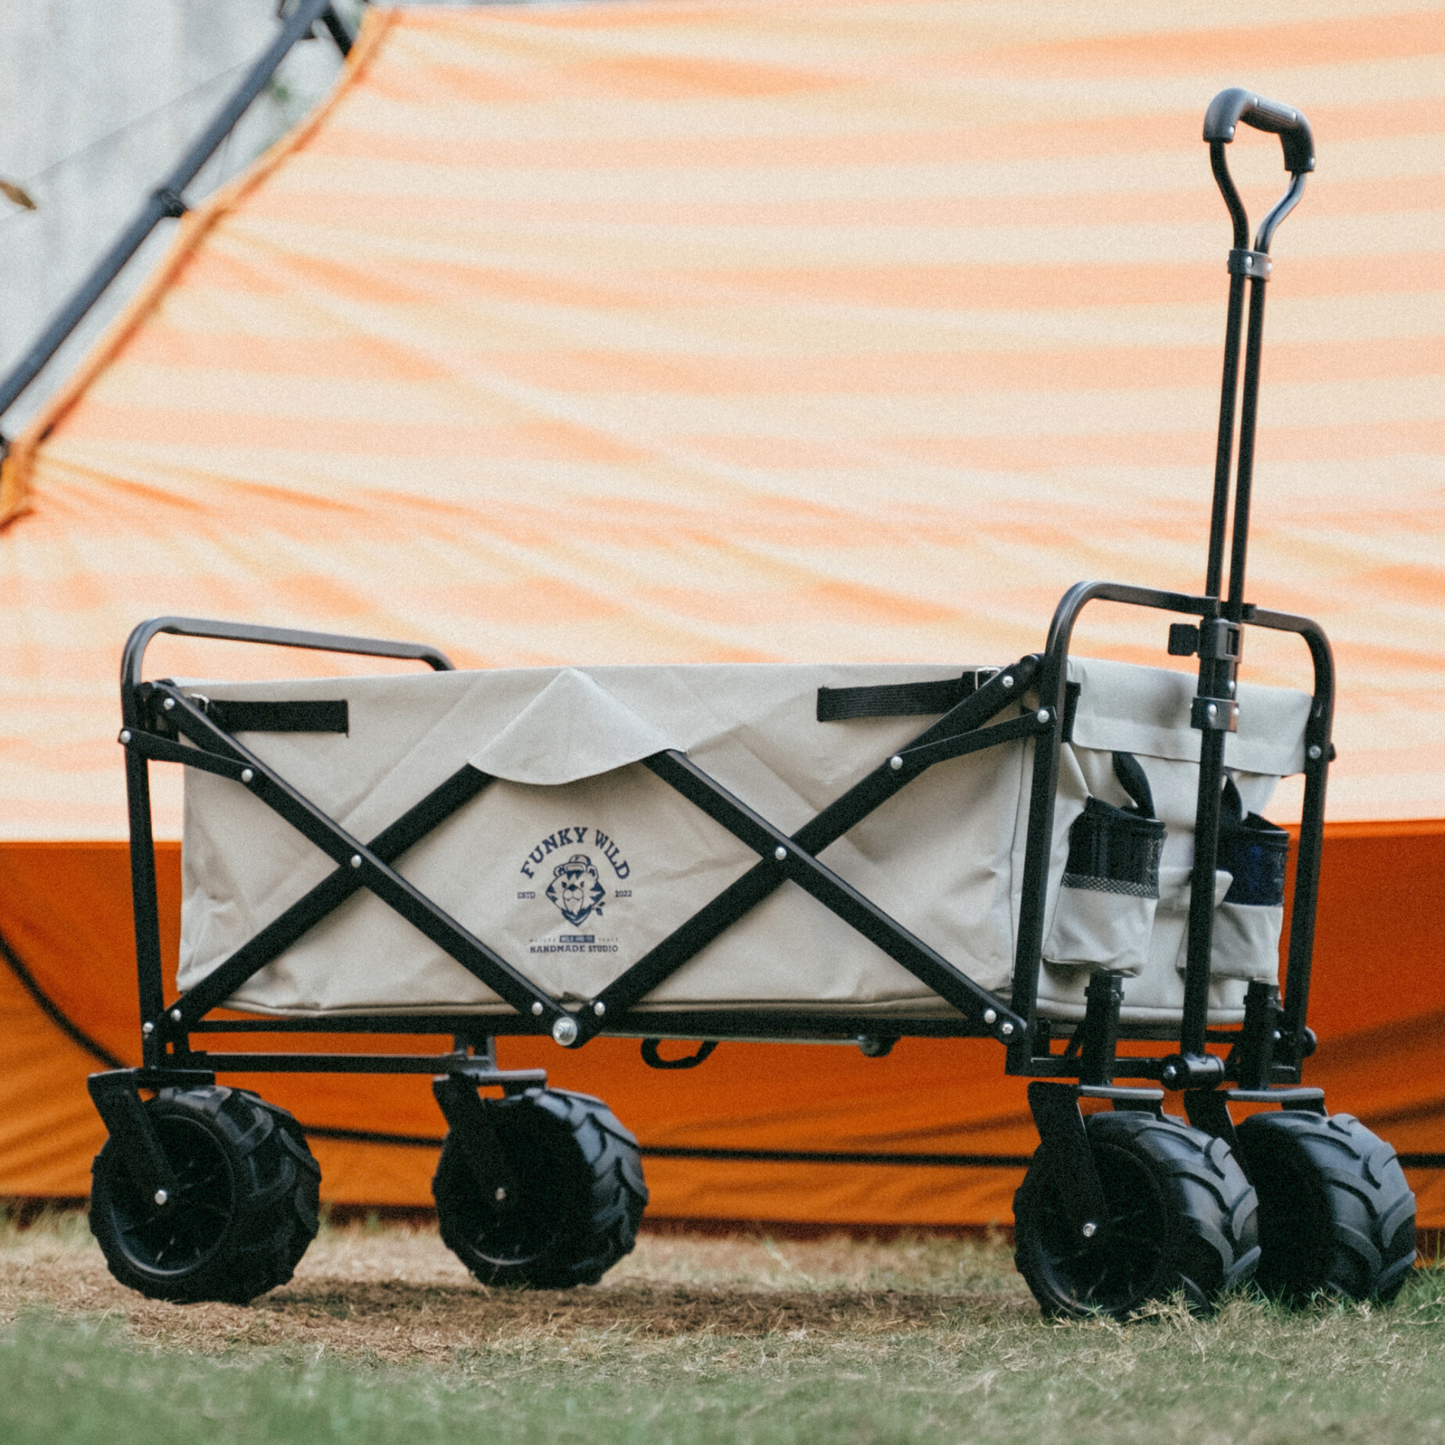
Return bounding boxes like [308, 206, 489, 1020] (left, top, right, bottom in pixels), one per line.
[2, 0, 1443, 1227]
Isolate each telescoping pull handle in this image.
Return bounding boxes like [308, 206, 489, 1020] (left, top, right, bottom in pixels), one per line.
[1184, 89, 1315, 1061]
[1203, 87, 1314, 175]
[1200, 86, 1315, 617]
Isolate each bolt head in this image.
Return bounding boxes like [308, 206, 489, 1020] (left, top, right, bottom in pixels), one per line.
[154, 1189, 169, 1207]
[169, 1008, 182, 1023]
[240, 768, 254, 784]
[1307, 744, 1322, 760]
[982, 1008, 997, 1025]
[163, 697, 176, 711]
[773, 845, 787, 862]
[1207, 703, 1218, 718]
[1001, 675, 1014, 689]
[494, 1187, 507, 1203]
[142, 1021, 154, 1036]
[1036, 709, 1050, 725]
[889, 755, 903, 772]
[350, 853, 362, 869]
[551, 1015, 579, 1047]
[1000, 1021, 1014, 1037]
[593, 1000, 606, 1017]
[531, 1001, 544, 1017]
[119, 729, 132, 745]
[1244, 255, 1253, 268]
[1081, 1221, 1098, 1239]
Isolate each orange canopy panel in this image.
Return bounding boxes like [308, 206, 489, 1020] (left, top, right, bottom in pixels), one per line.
[1, 0, 1443, 1224]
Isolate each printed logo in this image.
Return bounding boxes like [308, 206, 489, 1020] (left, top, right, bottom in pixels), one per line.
[517, 825, 632, 957]
[545, 854, 606, 927]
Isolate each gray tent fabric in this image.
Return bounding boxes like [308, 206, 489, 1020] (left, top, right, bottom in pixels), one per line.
[175, 659, 1309, 1024]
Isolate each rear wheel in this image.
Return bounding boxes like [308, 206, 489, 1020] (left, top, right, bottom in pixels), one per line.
[1014, 1110, 1259, 1319]
[1234, 1110, 1416, 1303]
[89, 1085, 320, 1304]
[433, 1088, 647, 1288]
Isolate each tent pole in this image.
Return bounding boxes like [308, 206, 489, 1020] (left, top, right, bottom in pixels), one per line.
[0, 0, 354, 428]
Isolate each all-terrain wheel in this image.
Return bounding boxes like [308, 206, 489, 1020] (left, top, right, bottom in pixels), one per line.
[433, 1088, 647, 1288]
[1014, 1110, 1259, 1319]
[1233, 1110, 1416, 1303]
[90, 1085, 321, 1304]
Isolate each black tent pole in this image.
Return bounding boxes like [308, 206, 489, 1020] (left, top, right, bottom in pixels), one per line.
[0, 0, 353, 429]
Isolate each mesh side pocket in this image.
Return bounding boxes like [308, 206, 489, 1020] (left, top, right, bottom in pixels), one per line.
[1210, 777, 1290, 982]
[1045, 774, 1165, 976]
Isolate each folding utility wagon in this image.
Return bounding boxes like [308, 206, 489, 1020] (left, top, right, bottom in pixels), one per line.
[89, 91, 1416, 1318]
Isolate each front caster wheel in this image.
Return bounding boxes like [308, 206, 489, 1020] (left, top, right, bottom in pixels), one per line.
[89, 1085, 321, 1304]
[1014, 1110, 1259, 1319]
[1234, 1110, 1416, 1303]
[433, 1088, 647, 1289]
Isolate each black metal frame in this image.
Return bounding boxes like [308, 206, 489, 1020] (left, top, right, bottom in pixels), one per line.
[96, 93, 1331, 1225]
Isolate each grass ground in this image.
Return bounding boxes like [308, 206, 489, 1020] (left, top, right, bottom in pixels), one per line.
[2, 1211, 1444, 1444]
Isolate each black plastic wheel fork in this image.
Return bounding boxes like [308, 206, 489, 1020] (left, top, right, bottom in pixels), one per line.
[1027, 1081, 1167, 1240]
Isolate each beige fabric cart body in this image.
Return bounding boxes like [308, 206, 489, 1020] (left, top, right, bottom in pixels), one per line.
[177, 658, 1309, 1029]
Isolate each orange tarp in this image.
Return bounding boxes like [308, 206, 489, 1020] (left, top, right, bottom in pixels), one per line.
[1, 0, 1443, 1223]
[4, 825, 1445, 1224]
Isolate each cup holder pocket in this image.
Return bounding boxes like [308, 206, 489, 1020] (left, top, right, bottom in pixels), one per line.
[1044, 754, 1166, 977]
[1169, 778, 1290, 982]
[1210, 778, 1290, 981]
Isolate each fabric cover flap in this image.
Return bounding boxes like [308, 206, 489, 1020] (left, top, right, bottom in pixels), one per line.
[1066, 657, 1310, 776]
[467, 668, 682, 784]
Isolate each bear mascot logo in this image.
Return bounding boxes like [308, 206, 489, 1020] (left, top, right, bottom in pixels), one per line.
[546, 854, 607, 927]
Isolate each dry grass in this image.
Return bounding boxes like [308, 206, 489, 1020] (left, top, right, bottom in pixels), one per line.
[5, 1209, 1445, 1445]
[0, 1210, 1030, 1363]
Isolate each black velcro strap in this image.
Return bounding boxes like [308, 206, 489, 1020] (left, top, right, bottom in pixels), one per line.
[816, 671, 992, 722]
[205, 699, 348, 734]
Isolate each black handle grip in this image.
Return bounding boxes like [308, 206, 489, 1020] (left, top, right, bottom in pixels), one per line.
[1203, 88, 1314, 174]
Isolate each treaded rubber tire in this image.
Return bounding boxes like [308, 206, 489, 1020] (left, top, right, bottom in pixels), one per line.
[89, 1085, 321, 1304]
[1014, 1110, 1259, 1319]
[1234, 1110, 1416, 1304]
[433, 1087, 647, 1288]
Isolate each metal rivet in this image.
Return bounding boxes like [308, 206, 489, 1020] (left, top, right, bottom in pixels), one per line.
[1000, 1021, 1014, 1037]
[552, 1016, 579, 1047]
[1228, 680, 1237, 696]
[773, 845, 787, 862]
[1207, 703, 1218, 719]
[889, 755, 903, 772]
[593, 1000, 605, 1017]
[154, 1189, 169, 1207]
[1081, 1221, 1098, 1238]
[349, 854, 362, 869]
[1001, 676, 1014, 690]
[1244, 255, 1253, 268]
[1272, 1030, 1282, 1042]
[240, 768, 254, 784]
[163, 697, 176, 711]
[983, 1008, 997, 1025]
[1035, 709, 1050, 725]
[1307, 744, 1322, 760]
[119, 730, 132, 745]
[142, 1021, 154, 1036]
[169, 1008, 182, 1023]
[494, 1187, 507, 1203]
[531, 1001, 544, 1017]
